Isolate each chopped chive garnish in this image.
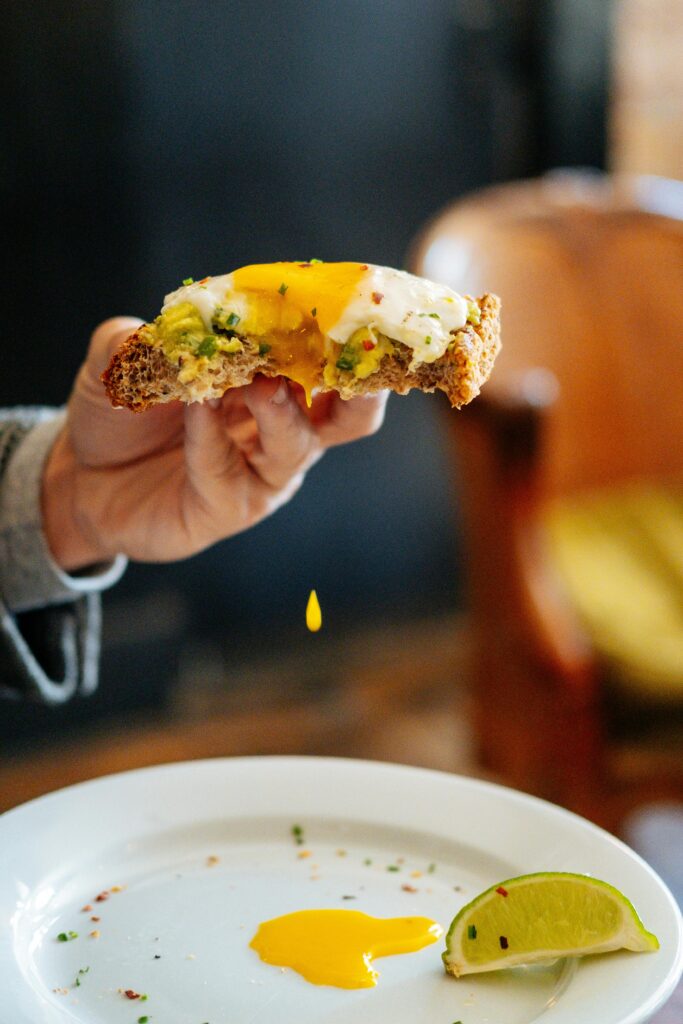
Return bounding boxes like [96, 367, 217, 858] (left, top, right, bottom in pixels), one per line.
[57, 931, 78, 942]
[196, 337, 217, 358]
[468, 924, 477, 939]
[387, 865, 400, 872]
[425, 336, 432, 344]
[336, 354, 356, 371]
[363, 858, 372, 866]
[226, 312, 240, 327]
[310, 307, 317, 317]
[278, 282, 288, 295]
[258, 343, 271, 355]
[291, 824, 304, 845]
[310, 258, 323, 264]
[182, 277, 194, 286]
[427, 863, 436, 873]
[429, 312, 440, 318]
[138, 1017, 149, 1023]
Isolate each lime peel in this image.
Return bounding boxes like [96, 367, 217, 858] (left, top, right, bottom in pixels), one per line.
[443, 871, 659, 978]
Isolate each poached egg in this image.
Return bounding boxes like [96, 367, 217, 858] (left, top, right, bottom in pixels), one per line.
[159, 261, 470, 403]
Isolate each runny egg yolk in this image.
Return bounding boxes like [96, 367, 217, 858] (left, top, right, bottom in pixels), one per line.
[232, 262, 367, 404]
[249, 909, 442, 989]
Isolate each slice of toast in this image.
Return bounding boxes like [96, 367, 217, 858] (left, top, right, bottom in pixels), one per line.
[102, 292, 500, 412]
[100, 264, 501, 411]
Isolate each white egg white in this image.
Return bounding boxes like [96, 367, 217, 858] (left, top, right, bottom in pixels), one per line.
[327, 265, 468, 366]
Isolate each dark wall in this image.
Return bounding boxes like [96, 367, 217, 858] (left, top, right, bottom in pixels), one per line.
[1, 1, 610, 737]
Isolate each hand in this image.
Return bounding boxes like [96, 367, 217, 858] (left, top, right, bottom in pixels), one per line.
[42, 318, 388, 571]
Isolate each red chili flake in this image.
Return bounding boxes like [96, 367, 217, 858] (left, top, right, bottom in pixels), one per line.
[362, 340, 376, 351]
[124, 989, 141, 1000]
[298, 262, 312, 268]
[359, 264, 369, 270]
[499, 935, 509, 950]
[198, 277, 210, 285]
[90, 916, 100, 922]
[371, 291, 384, 305]
[401, 884, 418, 893]
[81, 904, 92, 912]
[95, 891, 110, 902]
[496, 886, 509, 897]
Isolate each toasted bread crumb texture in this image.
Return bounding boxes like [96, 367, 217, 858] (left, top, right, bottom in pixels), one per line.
[101, 294, 500, 412]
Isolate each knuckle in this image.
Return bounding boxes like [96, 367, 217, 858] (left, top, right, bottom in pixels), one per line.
[247, 491, 271, 521]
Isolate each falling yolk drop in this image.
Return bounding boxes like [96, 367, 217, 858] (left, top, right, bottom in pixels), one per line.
[250, 909, 442, 988]
[306, 589, 322, 632]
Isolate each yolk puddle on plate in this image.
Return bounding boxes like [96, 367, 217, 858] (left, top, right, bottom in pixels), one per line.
[306, 589, 322, 632]
[249, 909, 442, 988]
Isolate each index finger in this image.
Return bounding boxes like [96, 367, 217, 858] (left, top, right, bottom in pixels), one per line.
[240, 376, 323, 488]
[311, 390, 389, 448]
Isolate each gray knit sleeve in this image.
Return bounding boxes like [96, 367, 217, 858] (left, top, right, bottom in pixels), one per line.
[0, 408, 127, 703]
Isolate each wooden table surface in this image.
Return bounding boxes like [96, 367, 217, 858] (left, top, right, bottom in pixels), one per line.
[1, 612, 680, 1018]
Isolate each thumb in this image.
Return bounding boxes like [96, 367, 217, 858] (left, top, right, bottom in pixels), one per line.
[67, 315, 182, 467]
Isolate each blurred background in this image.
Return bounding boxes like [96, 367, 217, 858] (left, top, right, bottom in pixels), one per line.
[1, 1, 682, 973]
[1, 0, 611, 737]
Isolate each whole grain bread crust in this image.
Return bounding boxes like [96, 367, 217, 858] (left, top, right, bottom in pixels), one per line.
[101, 293, 500, 411]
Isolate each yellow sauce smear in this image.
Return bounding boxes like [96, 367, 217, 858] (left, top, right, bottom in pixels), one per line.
[306, 589, 322, 632]
[250, 909, 442, 989]
[232, 262, 367, 405]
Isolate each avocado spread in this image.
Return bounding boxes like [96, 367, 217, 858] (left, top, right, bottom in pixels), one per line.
[154, 301, 244, 362]
[324, 327, 394, 387]
[156, 302, 392, 388]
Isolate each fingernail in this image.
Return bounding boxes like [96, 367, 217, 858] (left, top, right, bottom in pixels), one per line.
[271, 380, 289, 406]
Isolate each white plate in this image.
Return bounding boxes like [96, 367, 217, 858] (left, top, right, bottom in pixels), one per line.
[0, 757, 681, 1024]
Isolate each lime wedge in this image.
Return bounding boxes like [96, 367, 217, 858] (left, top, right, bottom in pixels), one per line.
[443, 872, 659, 977]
